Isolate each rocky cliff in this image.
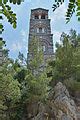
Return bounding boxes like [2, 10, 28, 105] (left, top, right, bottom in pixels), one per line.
[49, 82, 77, 120]
[26, 82, 78, 120]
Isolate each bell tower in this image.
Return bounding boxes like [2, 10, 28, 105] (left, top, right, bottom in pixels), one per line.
[27, 8, 54, 65]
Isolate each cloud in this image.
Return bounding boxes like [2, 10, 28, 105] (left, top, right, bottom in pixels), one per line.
[11, 42, 23, 51]
[10, 29, 28, 53]
[53, 31, 62, 51]
[49, 3, 67, 23]
[53, 31, 62, 43]
[21, 29, 28, 51]
[21, 29, 27, 42]
[11, 42, 28, 52]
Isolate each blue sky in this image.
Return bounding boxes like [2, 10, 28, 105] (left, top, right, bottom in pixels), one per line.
[2, 0, 80, 59]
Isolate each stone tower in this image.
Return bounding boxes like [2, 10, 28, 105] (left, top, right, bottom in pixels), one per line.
[27, 8, 54, 66]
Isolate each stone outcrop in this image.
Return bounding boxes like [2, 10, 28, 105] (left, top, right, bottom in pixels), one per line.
[32, 102, 55, 120]
[26, 101, 55, 120]
[73, 91, 80, 120]
[77, 106, 80, 120]
[26, 82, 77, 120]
[49, 82, 77, 120]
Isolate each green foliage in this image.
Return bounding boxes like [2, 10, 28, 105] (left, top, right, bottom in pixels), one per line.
[53, 0, 80, 23]
[24, 71, 50, 102]
[66, 1, 75, 23]
[0, 30, 80, 119]
[0, 40, 5, 48]
[64, 79, 80, 91]
[20, 36, 50, 102]
[0, 24, 4, 34]
[49, 29, 80, 90]
[0, 0, 24, 5]
[0, 36, 50, 119]
[0, 73, 21, 103]
[28, 36, 44, 72]
[2, 4, 17, 28]
[0, 42, 21, 119]
[1, 0, 23, 28]
[0, 60, 21, 120]
[0, 0, 24, 48]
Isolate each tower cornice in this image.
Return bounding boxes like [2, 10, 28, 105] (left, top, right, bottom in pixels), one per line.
[31, 8, 49, 12]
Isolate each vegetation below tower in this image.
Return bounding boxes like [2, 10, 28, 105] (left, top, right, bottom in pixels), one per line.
[0, 29, 80, 120]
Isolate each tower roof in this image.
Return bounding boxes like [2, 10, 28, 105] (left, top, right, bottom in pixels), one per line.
[31, 8, 49, 12]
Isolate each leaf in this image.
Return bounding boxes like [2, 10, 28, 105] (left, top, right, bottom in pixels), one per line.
[0, 16, 3, 20]
[76, 1, 80, 6]
[0, 24, 3, 29]
[70, 0, 75, 3]
[67, 8, 73, 12]
[77, 0, 80, 3]
[76, 11, 80, 16]
[9, 11, 13, 14]
[76, 7, 80, 11]
[68, 3, 75, 9]
[0, 0, 2, 4]
[17, 0, 21, 5]
[9, 0, 13, 3]
[3, 0, 8, 4]
[53, 0, 80, 23]
[13, 0, 16, 4]
[78, 17, 80, 21]
[13, 22, 17, 28]
[5, 5, 11, 10]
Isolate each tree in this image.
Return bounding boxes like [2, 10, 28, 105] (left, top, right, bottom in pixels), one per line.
[0, 60, 21, 120]
[0, 41, 21, 120]
[53, 0, 80, 23]
[18, 52, 27, 66]
[8, 36, 51, 119]
[21, 36, 50, 102]
[54, 33, 74, 81]
[28, 36, 44, 74]
[0, 39, 9, 65]
[48, 30, 80, 91]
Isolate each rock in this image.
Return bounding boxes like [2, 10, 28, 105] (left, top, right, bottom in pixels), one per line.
[25, 82, 77, 120]
[26, 101, 39, 119]
[74, 91, 80, 106]
[50, 82, 77, 120]
[32, 102, 55, 120]
[31, 103, 48, 120]
[76, 106, 80, 120]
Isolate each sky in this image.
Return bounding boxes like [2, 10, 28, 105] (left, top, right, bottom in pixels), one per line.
[2, 0, 80, 59]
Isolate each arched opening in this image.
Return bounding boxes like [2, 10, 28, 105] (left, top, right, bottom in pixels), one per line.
[43, 45, 46, 52]
[35, 15, 39, 19]
[41, 14, 45, 19]
[39, 27, 42, 33]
